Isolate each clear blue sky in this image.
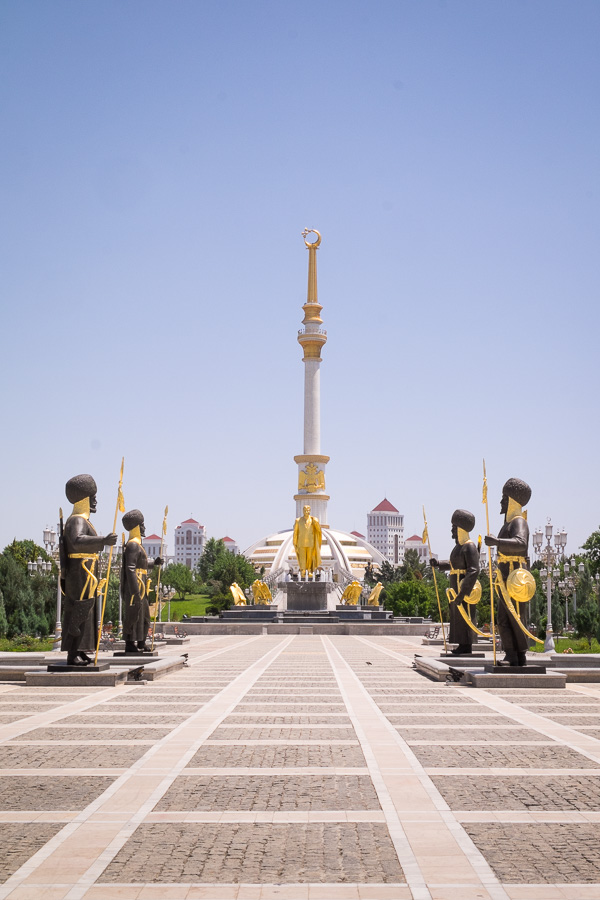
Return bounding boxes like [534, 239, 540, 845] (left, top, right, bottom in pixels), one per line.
[1, 0, 598, 560]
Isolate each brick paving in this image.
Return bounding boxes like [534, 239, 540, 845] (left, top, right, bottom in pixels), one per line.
[157, 774, 379, 810]
[0, 775, 116, 809]
[465, 823, 600, 882]
[99, 822, 405, 883]
[0, 824, 64, 880]
[208, 725, 357, 740]
[237, 702, 346, 712]
[12, 726, 172, 741]
[433, 774, 600, 811]
[387, 713, 509, 725]
[0, 744, 150, 768]
[0, 634, 600, 898]
[60, 713, 189, 725]
[397, 727, 549, 742]
[187, 742, 366, 768]
[413, 743, 597, 768]
[222, 713, 352, 724]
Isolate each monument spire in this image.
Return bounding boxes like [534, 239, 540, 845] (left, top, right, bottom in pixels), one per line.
[294, 229, 330, 527]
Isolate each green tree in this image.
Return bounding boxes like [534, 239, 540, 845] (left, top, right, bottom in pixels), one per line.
[0, 553, 35, 631]
[162, 563, 196, 600]
[377, 560, 402, 584]
[575, 562, 595, 612]
[0, 589, 8, 637]
[582, 527, 600, 578]
[551, 590, 565, 635]
[197, 538, 227, 582]
[400, 549, 426, 581]
[575, 601, 599, 649]
[102, 573, 120, 629]
[383, 580, 434, 617]
[3, 539, 55, 574]
[363, 562, 378, 588]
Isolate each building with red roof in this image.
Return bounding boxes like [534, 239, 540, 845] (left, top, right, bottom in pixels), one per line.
[174, 517, 206, 569]
[367, 499, 404, 565]
[405, 533, 437, 564]
[142, 534, 167, 560]
[221, 536, 239, 555]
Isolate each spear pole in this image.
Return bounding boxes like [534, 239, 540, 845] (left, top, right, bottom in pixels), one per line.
[151, 505, 168, 651]
[423, 506, 448, 653]
[483, 459, 497, 666]
[94, 458, 125, 665]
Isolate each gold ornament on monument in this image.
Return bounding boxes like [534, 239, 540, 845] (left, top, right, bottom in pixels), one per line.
[298, 463, 325, 494]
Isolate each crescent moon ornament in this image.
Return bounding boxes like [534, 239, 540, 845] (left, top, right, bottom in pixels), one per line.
[302, 228, 321, 249]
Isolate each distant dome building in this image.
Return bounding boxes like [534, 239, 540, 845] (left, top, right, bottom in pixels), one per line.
[245, 230, 385, 588]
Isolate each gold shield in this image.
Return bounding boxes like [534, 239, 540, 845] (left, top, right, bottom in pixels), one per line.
[507, 568, 536, 603]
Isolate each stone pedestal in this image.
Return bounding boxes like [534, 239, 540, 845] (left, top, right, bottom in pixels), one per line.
[47, 662, 110, 672]
[221, 606, 277, 620]
[286, 582, 328, 611]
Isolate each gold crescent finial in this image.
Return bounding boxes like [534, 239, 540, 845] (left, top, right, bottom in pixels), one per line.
[302, 228, 321, 249]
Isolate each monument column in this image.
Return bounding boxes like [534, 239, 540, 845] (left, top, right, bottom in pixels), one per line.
[295, 229, 330, 526]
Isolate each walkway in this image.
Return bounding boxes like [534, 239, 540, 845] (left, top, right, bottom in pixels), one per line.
[0, 634, 599, 899]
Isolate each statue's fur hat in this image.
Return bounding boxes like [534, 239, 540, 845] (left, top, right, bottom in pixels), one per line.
[122, 509, 144, 531]
[65, 474, 97, 504]
[502, 477, 532, 507]
[451, 509, 475, 532]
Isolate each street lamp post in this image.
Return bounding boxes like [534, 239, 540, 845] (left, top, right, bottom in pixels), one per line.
[560, 558, 585, 628]
[532, 519, 567, 653]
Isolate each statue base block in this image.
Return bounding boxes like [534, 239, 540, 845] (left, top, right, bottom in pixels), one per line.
[484, 665, 546, 674]
[440, 652, 485, 659]
[47, 663, 111, 672]
[286, 582, 328, 611]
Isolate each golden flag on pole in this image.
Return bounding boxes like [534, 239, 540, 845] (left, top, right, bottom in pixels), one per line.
[422, 506, 448, 653]
[117, 458, 125, 512]
[94, 457, 125, 665]
[151, 504, 169, 650]
[482, 458, 497, 665]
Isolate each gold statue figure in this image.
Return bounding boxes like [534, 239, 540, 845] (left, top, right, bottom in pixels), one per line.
[367, 582, 384, 606]
[293, 504, 322, 577]
[229, 582, 247, 606]
[251, 579, 272, 605]
[341, 581, 362, 605]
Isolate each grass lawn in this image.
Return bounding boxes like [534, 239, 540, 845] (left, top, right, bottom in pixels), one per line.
[532, 636, 600, 654]
[156, 593, 213, 621]
[0, 636, 55, 652]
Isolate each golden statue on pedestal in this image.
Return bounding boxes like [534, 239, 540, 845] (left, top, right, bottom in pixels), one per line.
[367, 582, 384, 606]
[229, 582, 247, 606]
[293, 504, 322, 578]
[251, 580, 272, 605]
[341, 581, 362, 605]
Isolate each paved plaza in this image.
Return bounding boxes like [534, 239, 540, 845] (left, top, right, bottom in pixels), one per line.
[1, 635, 600, 899]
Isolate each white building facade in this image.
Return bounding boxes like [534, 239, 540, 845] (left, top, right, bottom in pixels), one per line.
[174, 518, 206, 569]
[404, 533, 432, 564]
[221, 536, 239, 555]
[367, 499, 405, 565]
[142, 534, 166, 560]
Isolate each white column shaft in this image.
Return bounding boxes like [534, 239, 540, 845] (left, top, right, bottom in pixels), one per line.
[304, 358, 320, 455]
